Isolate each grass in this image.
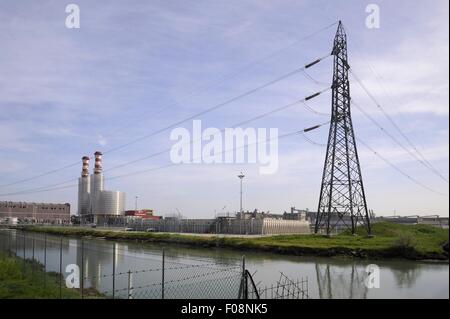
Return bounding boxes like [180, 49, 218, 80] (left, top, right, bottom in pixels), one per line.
[0, 251, 104, 299]
[18, 222, 450, 260]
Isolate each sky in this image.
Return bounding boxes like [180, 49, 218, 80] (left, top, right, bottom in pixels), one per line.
[0, 0, 448, 217]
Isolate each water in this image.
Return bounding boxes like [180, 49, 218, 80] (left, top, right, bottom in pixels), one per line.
[1, 229, 448, 299]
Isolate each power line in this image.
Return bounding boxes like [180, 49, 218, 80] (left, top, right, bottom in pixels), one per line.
[103, 54, 332, 155]
[0, 65, 329, 192]
[0, 86, 331, 197]
[350, 69, 449, 184]
[351, 99, 448, 178]
[104, 22, 339, 139]
[3, 58, 324, 196]
[300, 132, 327, 147]
[297, 104, 446, 196]
[328, 27, 448, 184]
[0, 23, 337, 190]
[102, 87, 330, 173]
[356, 137, 447, 197]
[102, 126, 331, 182]
[0, 128, 314, 197]
[0, 162, 80, 189]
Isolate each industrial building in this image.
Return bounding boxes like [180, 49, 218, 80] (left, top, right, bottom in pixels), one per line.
[125, 216, 311, 235]
[0, 201, 70, 224]
[77, 151, 126, 223]
[125, 209, 162, 220]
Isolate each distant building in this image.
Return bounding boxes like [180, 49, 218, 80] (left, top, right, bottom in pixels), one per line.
[125, 209, 162, 220]
[238, 209, 283, 220]
[283, 207, 309, 221]
[237, 208, 309, 221]
[0, 201, 70, 224]
[77, 152, 126, 223]
[373, 215, 449, 229]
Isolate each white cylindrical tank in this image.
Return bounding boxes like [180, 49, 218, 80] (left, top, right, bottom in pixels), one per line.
[94, 191, 125, 216]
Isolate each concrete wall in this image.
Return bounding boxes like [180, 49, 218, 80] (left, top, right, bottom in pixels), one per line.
[123, 218, 311, 235]
[262, 219, 311, 235]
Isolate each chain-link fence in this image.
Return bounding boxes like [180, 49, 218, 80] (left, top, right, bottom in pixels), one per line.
[0, 228, 309, 299]
[0, 229, 244, 299]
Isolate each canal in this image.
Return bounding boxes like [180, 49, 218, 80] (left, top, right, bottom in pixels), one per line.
[0, 229, 448, 299]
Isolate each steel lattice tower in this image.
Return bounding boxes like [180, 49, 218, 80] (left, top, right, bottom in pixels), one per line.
[314, 21, 372, 236]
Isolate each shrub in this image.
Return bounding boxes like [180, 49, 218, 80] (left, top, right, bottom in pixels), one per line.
[0, 257, 22, 281]
[390, 234, 419, 258]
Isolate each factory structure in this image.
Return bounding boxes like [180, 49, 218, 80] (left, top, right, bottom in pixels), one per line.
[0, 201, 70, 225]
[77, 151, 126, 224]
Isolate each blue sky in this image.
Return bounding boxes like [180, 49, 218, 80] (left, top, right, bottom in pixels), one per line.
[0, 0, 448, 217]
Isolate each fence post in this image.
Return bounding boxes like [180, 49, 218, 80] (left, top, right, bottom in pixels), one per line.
[242, 255, 247, 300]
[31, 237, 35, 278]
[59, 237, 63, 299]
[112, 243, 116, 299]
[23, 232, 26, 276]
[44, 233, 47, 289]
[161, 248, 165, 299]
[127, 270, 132, 299]
[80, 239, 84, 299]
[306, 276, 309, 299]
[8, 231, 11, 256]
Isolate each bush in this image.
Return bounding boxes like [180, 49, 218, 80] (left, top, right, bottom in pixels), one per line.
[390, 234, 419, 258]
[0, 256, 22, 281]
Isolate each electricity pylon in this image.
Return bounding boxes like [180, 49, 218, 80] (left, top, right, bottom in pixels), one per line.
[315, 21, 372, 236]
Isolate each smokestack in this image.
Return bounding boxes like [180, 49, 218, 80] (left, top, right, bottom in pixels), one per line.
[79, 156, 91, 216]
[94, 151, 103, 175]
[81, 156, 90, 177]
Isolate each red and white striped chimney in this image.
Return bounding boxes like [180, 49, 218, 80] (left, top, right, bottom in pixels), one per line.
[81, 156, 90, 177]
[94, 151, 103, 175]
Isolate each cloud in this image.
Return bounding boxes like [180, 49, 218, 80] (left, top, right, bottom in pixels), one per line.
[97, 135, 107, 146]
[0, 0, 448, 216]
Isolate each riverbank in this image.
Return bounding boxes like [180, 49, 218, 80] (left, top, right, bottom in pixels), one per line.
[0, 252, 104, 299]
[9, 222, 450, 261]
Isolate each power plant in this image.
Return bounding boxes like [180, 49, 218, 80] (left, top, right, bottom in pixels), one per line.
[77, 151, 126, 223]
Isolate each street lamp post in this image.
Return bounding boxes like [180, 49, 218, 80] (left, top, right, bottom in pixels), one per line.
[135, 196, 139, 214]
[237, 172, 245, 218]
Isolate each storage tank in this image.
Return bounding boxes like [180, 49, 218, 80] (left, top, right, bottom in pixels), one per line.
[94, 191, 125, 216]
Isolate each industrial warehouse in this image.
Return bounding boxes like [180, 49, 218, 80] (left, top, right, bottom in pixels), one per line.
[0, 201, 70, 224]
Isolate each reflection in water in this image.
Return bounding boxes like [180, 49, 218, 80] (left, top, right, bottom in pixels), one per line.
[388, 263, 422, 288]
[315, 263, 368, 299]
[74, 241, 133, 293]
[0, 229, 447, 299]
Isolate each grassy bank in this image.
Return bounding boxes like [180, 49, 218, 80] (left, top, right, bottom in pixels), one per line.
[16, 222, 450, 260]
[0, 252, 104, 299]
